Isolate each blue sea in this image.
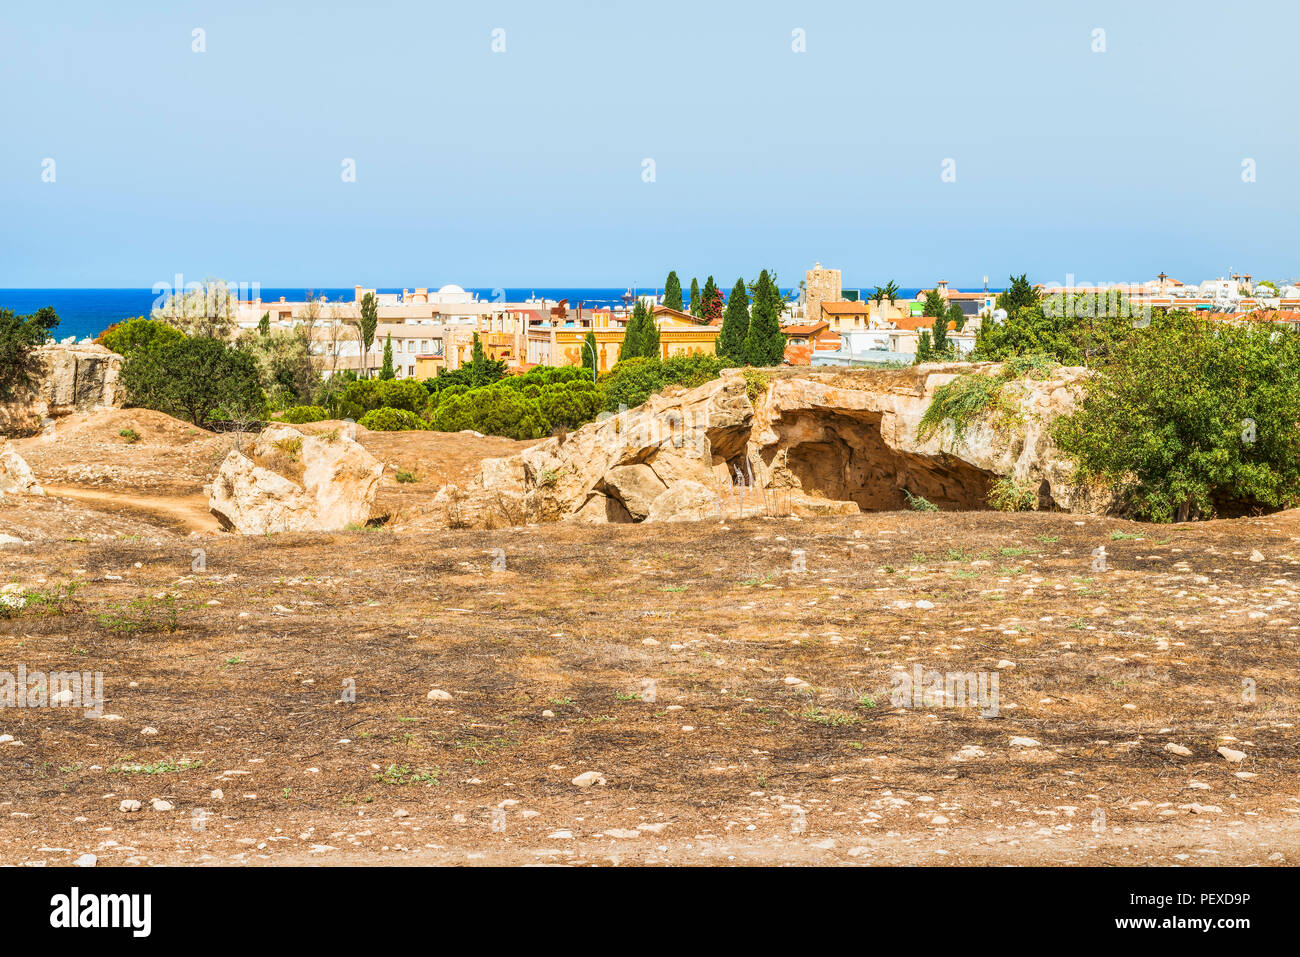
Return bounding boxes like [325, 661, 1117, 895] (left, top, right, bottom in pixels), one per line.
[0, 286, 929, 341]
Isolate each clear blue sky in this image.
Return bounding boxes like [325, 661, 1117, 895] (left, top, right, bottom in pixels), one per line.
[2, 0, 1297, 289]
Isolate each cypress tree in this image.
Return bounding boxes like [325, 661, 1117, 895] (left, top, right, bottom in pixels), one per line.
[380, 333, 395, 379]
[582, 331, 599, 378]
[915, 329, 933, 364]
[642, 302, 660, 359]
[717, 278, 750, 364]
[743, 270, 786, 367]
[257, 312, 270, 336]
[689, 278, 700, 317]
[619, 301, 646, 361]
[664, 272, 683, 312]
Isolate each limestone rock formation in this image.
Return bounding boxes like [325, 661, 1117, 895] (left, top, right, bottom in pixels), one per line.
[0, 344, 122, 437]
[208, 424, 384, 533]
[430, 363, 1104, 529]
[0, 447, 45, 497]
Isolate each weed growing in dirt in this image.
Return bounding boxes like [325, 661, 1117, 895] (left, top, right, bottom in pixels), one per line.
[0, 582, 80, 620]
[97, 594, 183, 634]
[109, 758, 204, 774]
[394, 468, 418, 483]
[904, 489, 939, 512]
[375, 764, 440, 785]
[119, 427, 140, 443]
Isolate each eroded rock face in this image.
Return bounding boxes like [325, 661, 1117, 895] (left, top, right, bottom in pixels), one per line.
[433, 364, 1103, 528]
[208, 424, 384, 533]
[0, 344, 122, 437]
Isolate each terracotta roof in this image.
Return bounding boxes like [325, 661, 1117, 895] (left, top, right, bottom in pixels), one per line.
[819, 300, 871, 315]
[781, 322, 830, 338]
[891, 315, 960, 332]
[652, 304, 711, 325]
[783, 343, 815, 365]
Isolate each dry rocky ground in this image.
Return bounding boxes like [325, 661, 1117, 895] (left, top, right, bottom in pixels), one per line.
[1, 414, 1298, 866]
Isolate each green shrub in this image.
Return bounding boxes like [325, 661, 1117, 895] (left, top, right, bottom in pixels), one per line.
[1055, 312, 1300, 522]
[97, 316, 183, 359]
[358, 407, 426, 431]
[275, 405, 329, 424]
[119, 427, 140, 443]
[119, 336, 263, 428]
[903, 489, 939, 512]
[988, 477, 1038, 512]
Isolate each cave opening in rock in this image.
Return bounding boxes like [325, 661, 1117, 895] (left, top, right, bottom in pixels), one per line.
[772, 410, 995, 511]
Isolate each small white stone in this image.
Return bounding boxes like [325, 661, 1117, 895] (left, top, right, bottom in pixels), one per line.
[74, 853, 97, 867]
[426, 689, 453, 701]
[1163, 743, 1192, 757]
[1009, 736, 1041, 748]
[140, 726, 158, 736]
[1217, 746, 1247, 763]
[119, 800, 141, 813]
[571, 771, 606, 788]
[150, 798, 174, 812]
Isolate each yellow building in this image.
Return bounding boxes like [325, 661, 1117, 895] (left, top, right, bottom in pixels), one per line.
[525, 305, 722, 371]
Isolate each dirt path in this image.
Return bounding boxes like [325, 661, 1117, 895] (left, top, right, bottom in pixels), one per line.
[42, 484, 219, 533]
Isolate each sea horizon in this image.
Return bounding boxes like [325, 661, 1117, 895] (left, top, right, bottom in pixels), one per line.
[0, 284, 967, 341]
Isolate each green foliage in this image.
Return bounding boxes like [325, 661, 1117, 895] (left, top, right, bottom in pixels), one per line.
[98, 594, 183, 634]
[429, 384, 550, 440]
[394, 468, 418, 483]
[599, 354, 723, 413]
[600, 356, 662, 411]
[717, 278, 749, 363]
[0, 305, 59, 402]
[257, 312, 270, 336]
[741, 368, 770, 403]
[235, 326, 319, 410]
[917, 371, 1013, 445]
[663, 271, 683, 312]
[581, 332, 599, 377]
[689, 277, 701, 317]
[922, 290, 947, 318]
[1055, 312, 1300, 522]
[988, 478, 1039, 512]
[120, 336, 263, 428]
[275, 405, 330, 424]
[380, 333, 395, 380]
[903, 489, 939, 512]
[119, 427, 140, 443]
[97, 316, 182, 359]
[743, 269, 786, 366]
[995, 274, 1041, 317]
[974, 292, 1135, 365]
[620, 300, 657, 361]
[660, 353, 723, 388]
[358, 292, 378, 377]
[538, 379, 602, 430]
[914, 329, 932, 364]
[358, 407, 426, 431]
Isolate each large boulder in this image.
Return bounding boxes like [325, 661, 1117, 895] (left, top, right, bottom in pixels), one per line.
[603, 464, 667, 520]
[0, 344, 122, 436]
[0, 447, 44, 497]
[644, 480, 718, 523]
[208, 425, 383, 533]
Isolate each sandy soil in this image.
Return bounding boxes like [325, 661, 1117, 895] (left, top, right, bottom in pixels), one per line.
[1, 412, 1298, 866]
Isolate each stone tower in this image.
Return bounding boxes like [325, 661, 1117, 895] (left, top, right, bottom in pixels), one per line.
[804, 262, 841, 323]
